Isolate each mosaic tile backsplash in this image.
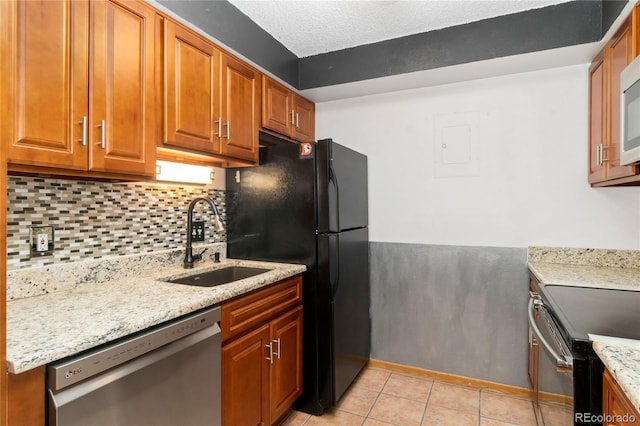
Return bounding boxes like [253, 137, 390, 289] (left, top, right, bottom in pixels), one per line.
[7, 176, 226, 270]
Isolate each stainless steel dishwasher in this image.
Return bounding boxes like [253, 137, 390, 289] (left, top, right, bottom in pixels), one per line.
[47, 307, 221, 426]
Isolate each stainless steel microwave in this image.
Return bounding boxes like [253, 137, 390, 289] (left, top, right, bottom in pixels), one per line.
[620, 55, 640, 165]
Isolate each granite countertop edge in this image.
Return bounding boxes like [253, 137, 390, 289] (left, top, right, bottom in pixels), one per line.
[6, 258, 306, 374]
[527, 261, 640, 291]
[592, 342, 640, 415]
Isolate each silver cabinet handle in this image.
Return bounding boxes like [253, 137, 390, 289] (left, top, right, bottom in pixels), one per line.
[290, 109, 295, 125]
[601, 144, 609, 163]
[78, 116, 87, 146]
[272, 338, 281, 360]
[214, 118, 221, 137]
[97, 119, 106, 149]
[265, 343, 273, 364]
[223, 121, 230, 139]
[295, 112, 299, 128]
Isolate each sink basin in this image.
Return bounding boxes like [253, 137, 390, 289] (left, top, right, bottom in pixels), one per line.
[166, 266, 272, 288]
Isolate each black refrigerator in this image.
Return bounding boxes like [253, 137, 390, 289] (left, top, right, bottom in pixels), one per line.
[226, 138, 370, 415]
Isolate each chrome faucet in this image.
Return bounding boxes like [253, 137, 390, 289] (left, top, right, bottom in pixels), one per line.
[184, 197, 225, 269]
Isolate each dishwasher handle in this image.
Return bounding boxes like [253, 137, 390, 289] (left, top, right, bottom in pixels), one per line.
[527, 297, 573, 370]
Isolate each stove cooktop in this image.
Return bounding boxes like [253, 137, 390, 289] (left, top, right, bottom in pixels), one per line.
[538, 284, 640, 356]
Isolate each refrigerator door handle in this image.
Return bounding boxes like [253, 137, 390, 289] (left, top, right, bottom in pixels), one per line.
[329, 164, 341, 232]
[329, 234, 341, 301]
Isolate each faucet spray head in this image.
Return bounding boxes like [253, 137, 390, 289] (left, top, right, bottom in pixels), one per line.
[213, 214, 225, 232]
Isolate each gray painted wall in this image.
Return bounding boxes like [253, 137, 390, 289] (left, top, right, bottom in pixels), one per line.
[153, 0, 624, 91]
[369, 242, 529, 388]
[299, 1, 603, 89]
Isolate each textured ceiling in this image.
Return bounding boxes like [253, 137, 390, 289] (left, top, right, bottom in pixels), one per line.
[228, 0, 574, 58]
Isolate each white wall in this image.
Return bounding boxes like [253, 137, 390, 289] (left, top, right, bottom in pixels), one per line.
[316, 64, 640, 249]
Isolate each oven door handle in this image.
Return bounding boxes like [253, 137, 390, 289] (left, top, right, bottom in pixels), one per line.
[527, 297, 573, 370]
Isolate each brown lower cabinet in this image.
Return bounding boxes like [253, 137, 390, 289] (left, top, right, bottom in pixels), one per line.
[6, 367, 45, 426]
[221, 275, 303, 426]
[602, 369, 640, 426]
[5, 275, 303, 426]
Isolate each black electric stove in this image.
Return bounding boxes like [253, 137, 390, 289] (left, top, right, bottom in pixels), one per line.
[539, 284, 640, 351]
[536, 284, 640, 425]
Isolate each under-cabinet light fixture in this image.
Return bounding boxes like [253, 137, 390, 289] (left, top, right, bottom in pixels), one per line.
[156, 160, 214, 185]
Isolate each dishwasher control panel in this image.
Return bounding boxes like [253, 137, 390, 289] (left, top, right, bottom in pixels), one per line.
[47, 307, 221, 391]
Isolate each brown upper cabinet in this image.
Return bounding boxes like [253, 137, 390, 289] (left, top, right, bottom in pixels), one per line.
[162, 20, 260, 164]
[3, 0, 156, 178]
[589, 50, 607, 184]
[589, 11, 640, 186]
[262, 76, 315, 143]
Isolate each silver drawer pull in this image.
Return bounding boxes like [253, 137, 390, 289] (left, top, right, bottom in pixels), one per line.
[214, 118, 221, 137]
[224, 121, 230, 139]
[272, 338, 281, 359]
[78, 116, 87, 146]
[265, 343, 273, 364]
[601, 144, 609, 163]
[97, 119, 106, 149]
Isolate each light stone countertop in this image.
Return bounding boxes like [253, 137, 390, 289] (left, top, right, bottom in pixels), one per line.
[527, 246, 640, 291]
[593, 342, 640, 415]
[6, 253, 306, 374]
[528, 262, 640, 291]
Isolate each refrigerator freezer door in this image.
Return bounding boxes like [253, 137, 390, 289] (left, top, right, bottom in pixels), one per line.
[318, 227, 371, 404]
[225, 144, 316, 265]
[317, 139, 368, 233]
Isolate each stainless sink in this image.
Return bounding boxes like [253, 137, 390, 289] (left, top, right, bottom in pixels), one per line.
[166, 266, 272, 288]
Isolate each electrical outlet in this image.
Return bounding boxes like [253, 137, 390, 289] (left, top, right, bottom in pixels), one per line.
[37, 233, 48, 252]
[191, 221, 205, 242]
[30, 225, 54, 257]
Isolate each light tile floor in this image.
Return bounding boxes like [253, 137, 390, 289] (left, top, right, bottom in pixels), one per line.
[280, 366, 572, 426]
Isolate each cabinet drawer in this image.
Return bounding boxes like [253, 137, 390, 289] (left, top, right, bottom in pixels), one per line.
[221, 275, 302, 342]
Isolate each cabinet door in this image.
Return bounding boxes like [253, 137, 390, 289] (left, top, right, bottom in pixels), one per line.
[607, 21, 638, 181]
[89, 0, 155, 176]
[269, 306, 303, 425]
[4, 0, 89, 171]
[291, 95, 315, 143]
[222, 324, 270, 426]
[262, 76, 293, 136]
[164, 21, 221, 154]
[634, 5, 640, 58]
[7, 367, 45, 426]
[603, 369, 640, 426]
[220, 54, 260, 162]
[589, 50, 607, 184]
